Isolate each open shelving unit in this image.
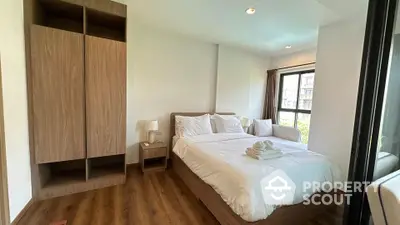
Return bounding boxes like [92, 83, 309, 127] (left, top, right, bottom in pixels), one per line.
[32, 0, 126, 41]
[86, 8, 126, 41]
[33, 0, 84, 33]
[88, 154, 125, 179]
[38, 157, 126, 199]
[38, 155, 126, 189]
[143, 157, 167, 172]
[39, 159, 86, 189]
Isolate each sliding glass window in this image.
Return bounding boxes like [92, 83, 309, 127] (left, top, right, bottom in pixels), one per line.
[277, 70, 315, 144]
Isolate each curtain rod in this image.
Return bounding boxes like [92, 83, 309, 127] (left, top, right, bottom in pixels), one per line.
[269, 62, 316, 72]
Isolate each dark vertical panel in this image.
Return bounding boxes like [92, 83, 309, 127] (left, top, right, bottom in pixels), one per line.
[345, 0, 398, 224]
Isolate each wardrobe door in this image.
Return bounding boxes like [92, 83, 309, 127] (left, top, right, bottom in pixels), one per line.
[85, 36, 126, 158]
[31, 25, 86, 163]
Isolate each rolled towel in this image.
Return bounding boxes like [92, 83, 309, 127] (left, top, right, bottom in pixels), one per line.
[253, 140, 277, 152]
[263, 140, 274, 150]
[263, 140, 273, 146]
[253, 141, 266, 151]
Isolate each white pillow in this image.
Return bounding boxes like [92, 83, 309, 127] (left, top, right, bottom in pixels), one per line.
[211, 114, 241, 133]
[254, 119, 273, 137]
[175, 114, 213, 137]
[272, 124, 301, 142]
[214, 114, 244, 133]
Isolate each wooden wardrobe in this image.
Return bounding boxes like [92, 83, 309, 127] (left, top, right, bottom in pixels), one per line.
[25, 0, 127, 199]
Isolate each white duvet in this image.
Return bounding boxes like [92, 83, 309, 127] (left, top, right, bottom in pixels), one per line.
[173, 133, 341, 222]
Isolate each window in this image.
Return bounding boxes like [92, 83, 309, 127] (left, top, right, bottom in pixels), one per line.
[278, 70, 315, 144]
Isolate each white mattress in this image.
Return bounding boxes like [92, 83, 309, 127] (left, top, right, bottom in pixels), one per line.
[173, 133, 341, 222]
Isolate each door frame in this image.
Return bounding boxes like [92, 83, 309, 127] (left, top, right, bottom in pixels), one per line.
[0, 57, 10, 224]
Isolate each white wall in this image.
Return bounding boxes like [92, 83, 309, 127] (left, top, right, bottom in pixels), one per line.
[127, 22, 218, 163]
[216, 45, 269, 119]
[271, 48, 317, 69]
[308, 17, 367, 181]
[126, 22, 269, 163]
[0, 0, 32, 222]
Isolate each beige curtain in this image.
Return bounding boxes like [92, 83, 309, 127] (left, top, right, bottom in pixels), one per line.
[263, 69, 277, 124]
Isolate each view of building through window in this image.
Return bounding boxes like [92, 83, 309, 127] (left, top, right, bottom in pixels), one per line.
[278, 71, 315, 144]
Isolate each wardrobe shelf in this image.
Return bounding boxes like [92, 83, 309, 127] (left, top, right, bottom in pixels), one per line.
[33, 0, 84, 33]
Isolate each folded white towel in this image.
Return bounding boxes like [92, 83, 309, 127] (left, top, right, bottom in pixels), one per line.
[246, 148, 283, 160]
[247, 148, 281, 155]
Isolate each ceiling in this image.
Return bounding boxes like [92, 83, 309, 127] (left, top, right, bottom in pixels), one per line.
[122, 0, 367, 56]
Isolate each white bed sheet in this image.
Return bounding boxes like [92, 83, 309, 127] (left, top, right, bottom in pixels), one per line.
[173, 133, 341, 222]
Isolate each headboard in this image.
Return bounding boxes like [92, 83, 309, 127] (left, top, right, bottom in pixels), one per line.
[169, 112, 235, 155]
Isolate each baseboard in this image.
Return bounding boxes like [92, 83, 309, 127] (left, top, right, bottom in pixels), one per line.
[11, 198, 34, 225]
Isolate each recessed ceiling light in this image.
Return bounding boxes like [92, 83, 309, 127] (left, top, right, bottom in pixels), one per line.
[246, 8, 256, 15]
[285, 45, 292, 49]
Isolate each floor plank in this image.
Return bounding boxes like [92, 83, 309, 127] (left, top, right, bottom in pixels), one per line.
[16, 168, 342, 225]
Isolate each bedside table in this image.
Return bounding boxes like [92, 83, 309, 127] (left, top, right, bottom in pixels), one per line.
[139, 142, 168, 173]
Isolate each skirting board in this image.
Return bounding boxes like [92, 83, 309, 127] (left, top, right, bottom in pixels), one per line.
[11, 198, 34, 225]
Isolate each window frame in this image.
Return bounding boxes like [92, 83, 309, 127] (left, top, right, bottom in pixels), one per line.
[277, 69, 315, 128]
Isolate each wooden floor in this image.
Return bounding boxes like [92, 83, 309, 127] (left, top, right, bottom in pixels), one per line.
[16, 167, 343, 225]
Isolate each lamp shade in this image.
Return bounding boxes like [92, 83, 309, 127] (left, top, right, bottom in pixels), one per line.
[240, 117, 251, 127]
[148, 120, 159, 131]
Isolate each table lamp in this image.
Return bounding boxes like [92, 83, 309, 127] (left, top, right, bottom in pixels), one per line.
[147, 120, 159, 144]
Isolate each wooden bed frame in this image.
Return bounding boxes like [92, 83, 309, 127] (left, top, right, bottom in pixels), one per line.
[169, 112, 338, 225]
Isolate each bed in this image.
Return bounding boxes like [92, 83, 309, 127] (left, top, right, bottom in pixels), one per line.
[169, 112, 342, 225]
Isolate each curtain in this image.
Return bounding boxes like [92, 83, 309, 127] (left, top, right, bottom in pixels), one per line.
[263, 69, 277, 124]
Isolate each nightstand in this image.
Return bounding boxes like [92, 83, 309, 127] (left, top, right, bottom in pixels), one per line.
[139, 142, 168, 173]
